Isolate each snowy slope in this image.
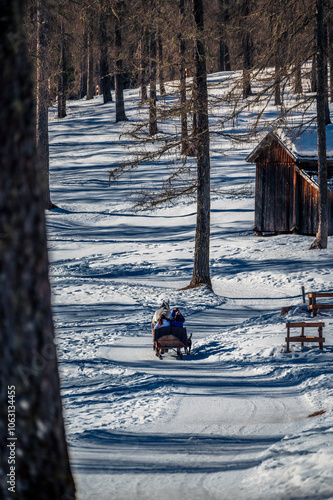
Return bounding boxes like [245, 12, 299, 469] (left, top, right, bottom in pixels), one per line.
[48, 74, 333, 500]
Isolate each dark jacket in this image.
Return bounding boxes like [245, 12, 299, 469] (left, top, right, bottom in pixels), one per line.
[170, 309, 185, 327]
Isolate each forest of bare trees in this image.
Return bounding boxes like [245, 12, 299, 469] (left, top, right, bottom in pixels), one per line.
[23, 0, 333, 115]
[21, 0, 333, 266]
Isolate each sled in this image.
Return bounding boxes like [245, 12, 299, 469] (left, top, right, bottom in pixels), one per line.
[153, 326, 192, 359]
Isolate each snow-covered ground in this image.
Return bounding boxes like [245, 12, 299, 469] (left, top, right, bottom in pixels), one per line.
[48, 74, 333, 500]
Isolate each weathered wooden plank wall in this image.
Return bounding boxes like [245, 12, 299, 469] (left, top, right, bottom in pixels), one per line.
[254, 139, 333, 235]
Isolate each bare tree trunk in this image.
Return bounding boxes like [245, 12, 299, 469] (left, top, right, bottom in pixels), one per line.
[311, 0, 328, 249]
[274, 12, 285, 106]
[158, 34, 166, 95]
[328, 16, 333, 102]
[99, 4, 112, 104]
[218, 0, 231, 72]
[149, 1, 158, 136]
[242, 2, 253, 98]
[179, 0, 189, 154]
[139, 30, 149, 102]
[274, 54, 282, 106]
[287, 1, 302, 94]
[36, 0, 53, 209]
[0, 1, 76, 498]
[311, 54, 318, 92]
[114, 2, 128, 122]
[190, 43, 198, 155]
[188, 0, 212, 289]
[58, 18, 67, 118]
[86, 29, 94, 100]
[80, 29, 87, 98]
[294, 65, 302, 94]
[324, 60, 331, 124]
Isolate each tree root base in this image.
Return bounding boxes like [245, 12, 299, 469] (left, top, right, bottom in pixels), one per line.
[178, 282, 213, 292]
[310, 238, 327, 250]
[46, 202, 58, 210]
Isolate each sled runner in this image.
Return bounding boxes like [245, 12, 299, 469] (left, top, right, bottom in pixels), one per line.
[153, 326, 192, 359]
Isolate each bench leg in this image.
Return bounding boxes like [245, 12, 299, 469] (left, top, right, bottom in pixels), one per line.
[301, 326, 304, 347]
[319, 326, 324, 350]
[313, 296, 317, 317]
[286, 325, 291, 353]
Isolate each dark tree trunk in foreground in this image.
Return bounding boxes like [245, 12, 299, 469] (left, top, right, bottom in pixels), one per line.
[115, 2, 128, 122]
[0, 1, 76, 498]
[99, 6, 112, 104]
[58, 18, 67, 118]
[188, 0, 211, 289]
[179, 0, 189, 154]
[149, 1, 158, 136]
[311, 0, 328, 249]
[36, 0, 53, 208]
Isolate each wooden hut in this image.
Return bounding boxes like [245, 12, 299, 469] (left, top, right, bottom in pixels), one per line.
[246, 129, 333, 235]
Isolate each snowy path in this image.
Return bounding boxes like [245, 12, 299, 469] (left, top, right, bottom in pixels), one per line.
[48, 88, 333, 499]
[68, 328, 327, 500]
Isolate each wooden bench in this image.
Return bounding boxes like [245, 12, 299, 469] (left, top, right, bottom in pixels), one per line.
[285, 322, 325, 353]
[308, 292, 333, 317]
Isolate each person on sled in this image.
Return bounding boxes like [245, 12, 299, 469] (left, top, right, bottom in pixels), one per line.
[151, 300, 170, 334]
[154, 313, 171, 330]
[170, 307, 185, 327]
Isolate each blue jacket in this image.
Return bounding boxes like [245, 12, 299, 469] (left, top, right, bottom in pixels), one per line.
[170, 309, 185, 327]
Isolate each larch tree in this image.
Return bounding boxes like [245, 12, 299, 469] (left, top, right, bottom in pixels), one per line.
[139, 27, 149, 102]
[311, 0, 329, 249]
[218, 0, 231, 72]
[149, 0, 158, 135]
[58, 15, 67, 118]
[114, 0, 128, 122]
[179, 0, 189, 155]
[328, 7, 333, 103]
[241, 0, 254, 98]
[99, 0, 112, 104]
[36, 0, 54, 209]
[270, 2, 284, 106]
[86, 13, 94, 100]
[158, 33, 166, 96]
[187, 0, 212, 289]
[0, 0, 76, 498]
[80, 26, 88, 97]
